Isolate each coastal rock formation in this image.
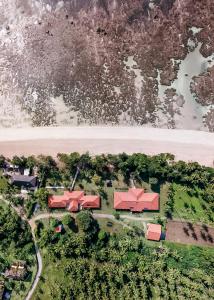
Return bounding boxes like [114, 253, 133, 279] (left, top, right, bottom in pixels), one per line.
[0, 0, 214, 130]
[191, 66, 214, 106]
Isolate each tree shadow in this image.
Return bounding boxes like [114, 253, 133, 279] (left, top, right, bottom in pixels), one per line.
[151, 183, 161, 194]
[202, 224, 209, 232]
[207, 234, 214, 243]
[25, 270, 33, 283]
[183, 227, 189, 236]
[165, 211, 172, 219]
[200, 231, 207, 241]
[187, 222, 194, 232]
[190, 204, 196, 213]
[184, 202, 189, 209]
[192, 232, 198, 240]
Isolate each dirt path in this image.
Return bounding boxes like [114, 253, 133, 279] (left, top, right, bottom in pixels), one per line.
[30, 211, 159, 227]
[0, 126, 213, 166]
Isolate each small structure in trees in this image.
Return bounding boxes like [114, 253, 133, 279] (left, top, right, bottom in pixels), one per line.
[3, 163, 20, 176]
[5, 261, 27, 280]
[10, 175, 37, 191]
[54, 224, 63, 233]
[146, 223, 162, 241]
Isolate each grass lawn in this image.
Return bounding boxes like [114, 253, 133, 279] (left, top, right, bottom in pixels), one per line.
[172, 183, 212, 225]
[95, 218, 125, 234]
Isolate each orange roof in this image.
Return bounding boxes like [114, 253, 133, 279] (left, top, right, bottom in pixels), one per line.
[114, 188, 159, 212]
[129, 188, 144, 198]
[55, 225, 63, 233]
[48, 195, 67, 208]
[114, 191, 136, 209]
[146, 223, 161, 241]
[68, 200, 79, 212]
[48, 191, 84, 208]
[80, 195, 100, 209]
[48, 191, 100, 211]
[64, 191, 84, 200]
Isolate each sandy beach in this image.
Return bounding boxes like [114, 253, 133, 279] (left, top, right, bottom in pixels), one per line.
[0, 127, 213, 167]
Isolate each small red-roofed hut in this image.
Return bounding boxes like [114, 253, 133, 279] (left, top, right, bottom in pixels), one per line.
[146, 223, 162, 241]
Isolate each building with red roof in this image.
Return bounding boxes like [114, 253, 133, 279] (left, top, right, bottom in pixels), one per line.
[146, 223, 162, 241]
[114, 188, 159, 212]
[55, 225, 63, 233]
[48, 191, 100, 212]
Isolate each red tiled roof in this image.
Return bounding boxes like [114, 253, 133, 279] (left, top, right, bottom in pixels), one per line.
[48, 191, 84, 208]
[48, 191, 100, 212]
[55, 225, 63, 233]
[114, 188, 159, 212]
[129, 188, 144, 198]
[114, 191, 136, 210]
[68, 200, 79, 212]
[80, 195, 100, 209]
[64, 191, 84, 199]
[48, 195, 67, 208]
[146, 223, 161, 241]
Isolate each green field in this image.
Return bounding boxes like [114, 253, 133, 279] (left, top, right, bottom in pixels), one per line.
[172, 183, 211, 224]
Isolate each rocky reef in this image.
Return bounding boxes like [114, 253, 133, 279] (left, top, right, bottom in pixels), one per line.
[0, 0, 214, 130]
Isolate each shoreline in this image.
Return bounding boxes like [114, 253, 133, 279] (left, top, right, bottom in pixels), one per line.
[0, 126, 214, 144]
[0, 126, 213, 167]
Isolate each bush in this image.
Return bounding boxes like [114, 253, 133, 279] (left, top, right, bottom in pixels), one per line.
[113, 211, 120, 220]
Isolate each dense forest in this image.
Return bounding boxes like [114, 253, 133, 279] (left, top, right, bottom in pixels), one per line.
[0, 203, 35, 297]
[33, 211, 214, 300]
[0, 204, 34, 271]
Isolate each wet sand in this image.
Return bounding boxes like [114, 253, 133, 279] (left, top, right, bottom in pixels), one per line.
[0, 127, 213, 166]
